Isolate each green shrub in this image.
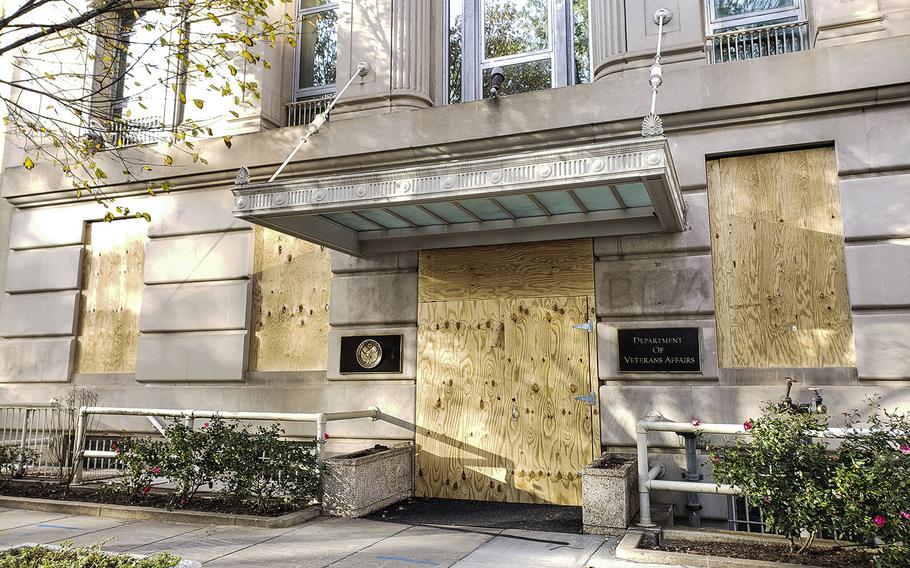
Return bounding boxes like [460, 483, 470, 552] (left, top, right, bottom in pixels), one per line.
[221, 423, 319, 513]
[0, 445, 38, 486]
[114, 418, 319, 513]
[832, 399, 910, 566]
[0, 543, 180, 568]
[709, 397, 910, 566]
[709, 402, 835, 552]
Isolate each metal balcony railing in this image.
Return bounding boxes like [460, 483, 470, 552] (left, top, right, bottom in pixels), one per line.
[286, 94, 334, 127]
[106, 116, 163, 147]
[706, 20, 809, 64]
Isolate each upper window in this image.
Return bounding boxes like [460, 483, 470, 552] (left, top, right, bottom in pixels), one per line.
[706, 0, 804, 33]
[447, 0, 590, 103]
[111, 10, 177, 130]
[293, 0, 338, 101]
[704, 1, 808, 64]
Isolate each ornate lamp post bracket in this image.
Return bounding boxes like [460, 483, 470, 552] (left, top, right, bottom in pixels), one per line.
[642, 9, 673, 137]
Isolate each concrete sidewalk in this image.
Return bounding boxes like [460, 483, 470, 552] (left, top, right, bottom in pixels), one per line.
[0, 507, 689, 567]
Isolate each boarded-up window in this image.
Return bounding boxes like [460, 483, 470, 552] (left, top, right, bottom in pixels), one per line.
[250, 226, 331, 371]
[707, 147, 856, 368]
[75, 219, 148, 373]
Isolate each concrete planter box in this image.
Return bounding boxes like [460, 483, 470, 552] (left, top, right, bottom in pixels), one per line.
[322, 443, 413, 518]
[582, 453, 639, 535]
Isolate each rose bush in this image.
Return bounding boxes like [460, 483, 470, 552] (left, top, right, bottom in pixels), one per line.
[709, 397, 910, 566]
[114, 418, 319, 513]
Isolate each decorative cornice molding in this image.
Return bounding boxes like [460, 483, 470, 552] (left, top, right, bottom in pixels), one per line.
[233, 138, 674, 217]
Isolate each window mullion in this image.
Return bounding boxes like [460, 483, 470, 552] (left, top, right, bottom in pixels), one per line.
[552, 0, 568, 88]
[463, 0, 479, 102]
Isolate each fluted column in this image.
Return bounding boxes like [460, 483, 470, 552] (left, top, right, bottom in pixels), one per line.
[390, 0, 432, 109]
[590, 0, 627, 80]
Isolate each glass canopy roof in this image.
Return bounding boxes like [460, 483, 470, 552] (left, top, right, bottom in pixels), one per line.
[321, 183, 650, 232]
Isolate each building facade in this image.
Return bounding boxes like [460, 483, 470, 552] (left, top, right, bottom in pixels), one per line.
[2, 0, 910, 517]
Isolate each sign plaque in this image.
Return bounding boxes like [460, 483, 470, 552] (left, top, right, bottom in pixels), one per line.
[340, 335, 403, 374]
[618, 328, 700, 373]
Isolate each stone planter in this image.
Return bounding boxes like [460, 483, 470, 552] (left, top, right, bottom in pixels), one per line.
[322, 443, 413, 518]
[582, 453, 639, 535]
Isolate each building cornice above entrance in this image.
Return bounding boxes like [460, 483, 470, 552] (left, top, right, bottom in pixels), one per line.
[232, 137, 684, 256]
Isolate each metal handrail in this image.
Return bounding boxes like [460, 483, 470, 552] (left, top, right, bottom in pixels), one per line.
[72, 405, 381, 484]
[635, 416, 871, 527]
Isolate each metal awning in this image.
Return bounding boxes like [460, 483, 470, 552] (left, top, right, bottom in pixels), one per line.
[232, 137, 684, 256]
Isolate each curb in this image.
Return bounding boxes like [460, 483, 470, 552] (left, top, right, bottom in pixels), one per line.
[615, 531, 825, 568]
[0, 496, 320, 528]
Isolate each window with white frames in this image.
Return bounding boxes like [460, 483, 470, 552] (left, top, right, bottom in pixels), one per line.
[705, 0, 805, 33]
[704, 0, 808, 64]
[447, 0, 590, 103]
[293, 0, 338, 101]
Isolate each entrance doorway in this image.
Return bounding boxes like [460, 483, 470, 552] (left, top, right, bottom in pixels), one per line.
[415, 240, 599, 506]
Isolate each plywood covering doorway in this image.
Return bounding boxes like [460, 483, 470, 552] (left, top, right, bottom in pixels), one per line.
[416, 240, 599, 506]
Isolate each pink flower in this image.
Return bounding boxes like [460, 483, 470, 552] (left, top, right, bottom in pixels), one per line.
[111, 441, 119, 454]
[873, 515, 887, 528]
[691, 419, 701, 427]
[899, 443, 910, 454]
[762, 495, 772, 505]
[827, 454, 840, 462]
[142, 486, 151, 495]
[743, 420, 753, 431]
[323, 432, 330, 440]
[152, 466, 161, 475]
[201, 422, 209, 430]
[900, 511, 910, 521]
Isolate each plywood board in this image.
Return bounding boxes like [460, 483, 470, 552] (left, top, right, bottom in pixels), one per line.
[418, 239, 595, 301]
[76, 219, 148, 373]
[415, 299, 509, 501]
[250, 226, 331, 371]
[707, 147, 856, 368]
[503, 296, 595, 505]
[416, 297, 596, 505]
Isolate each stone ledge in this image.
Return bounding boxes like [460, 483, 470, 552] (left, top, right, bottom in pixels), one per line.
[0, 495, 320, 528]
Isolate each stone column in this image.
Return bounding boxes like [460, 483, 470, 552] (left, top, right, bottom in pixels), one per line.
[334, 0, 432, 120]
[595, 0, 706, 78]
[590, 0, 627, 80]
[390, 0, 432, 110]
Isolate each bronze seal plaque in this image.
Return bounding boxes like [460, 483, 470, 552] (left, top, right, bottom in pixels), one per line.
[355, 339, 383, 369]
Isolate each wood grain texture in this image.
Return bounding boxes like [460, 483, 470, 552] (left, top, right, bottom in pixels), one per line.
[76, 219, 148, 373]
[250, 226, 331, 371]
[418, 239, 595, 301]
[416, 241, 598, 505]
[707, 147, 856, 368]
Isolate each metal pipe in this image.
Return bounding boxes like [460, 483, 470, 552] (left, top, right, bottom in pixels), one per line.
[72, 408, 87, 485]
[641, 421, 745, 435]
[315, 413, 327, 465]
[637, 428, 655, 527]
[649, 479, 738, 495]
[268, 62, 371, 183]
[648, 462, 663, 480]
[683, 433, 702, 528]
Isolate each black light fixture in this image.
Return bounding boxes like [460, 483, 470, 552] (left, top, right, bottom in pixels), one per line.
[490, 66, 505, 98]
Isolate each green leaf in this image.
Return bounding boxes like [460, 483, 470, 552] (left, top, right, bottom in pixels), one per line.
[164, 155, 174, 165]
[193, 99, 204, 109]
[103, 211, 115, 222]
[23, 156, 34, 170]
[207, 12, 221, 26]
[223, 136, 232, 149]
[228, 65, 237, 77]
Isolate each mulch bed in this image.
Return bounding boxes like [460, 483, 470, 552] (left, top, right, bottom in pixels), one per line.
[642, 537, 877, 567]
[0, 481, 300, 517]
[368, 497, 582, 534]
